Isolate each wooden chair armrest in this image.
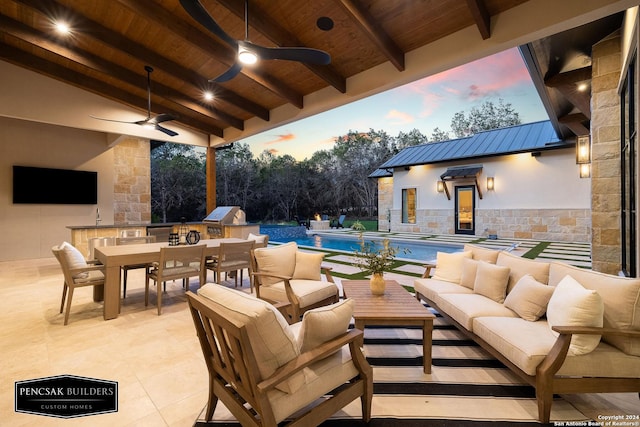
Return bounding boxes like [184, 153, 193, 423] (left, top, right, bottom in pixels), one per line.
[321, 265, 335, 283]
[250, 272, 292, 282]
[257, 329, 364, 393]
[552, 325, 640, 337]
[421, 262, 436, 279]
[87, 259, 102, 265]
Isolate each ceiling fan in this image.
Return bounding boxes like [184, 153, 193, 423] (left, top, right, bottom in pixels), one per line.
[180, 0, 331, 83]
[91, 65, 178, 137]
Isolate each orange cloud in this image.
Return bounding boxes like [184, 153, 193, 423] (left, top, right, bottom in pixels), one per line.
[386, 109, 414, 125]
[264, 132, 295, 145]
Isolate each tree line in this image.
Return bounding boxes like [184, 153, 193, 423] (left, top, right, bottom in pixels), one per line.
[150, 99, 521, 223]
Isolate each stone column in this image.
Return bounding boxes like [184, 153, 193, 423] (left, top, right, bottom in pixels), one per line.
[113, 138, 151, 225]
[377, 177, 393, 231]
[590, 30, 622, 274]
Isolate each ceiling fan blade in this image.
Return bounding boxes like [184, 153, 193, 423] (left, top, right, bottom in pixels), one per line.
[210, 62, 243, 83]
[244, 41, 331, 65]
[180, 0, 238, 48]
[155, 124, 178, 137]
[151, 113, 178, 124]
[89, 115, 136, 124]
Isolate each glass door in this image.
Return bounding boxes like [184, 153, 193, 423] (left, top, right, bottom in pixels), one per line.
[455, 185, 475, 235]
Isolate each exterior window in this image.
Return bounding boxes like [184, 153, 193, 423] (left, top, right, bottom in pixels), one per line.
[402, 188, 416, 223]
[621, 54, 637, 277]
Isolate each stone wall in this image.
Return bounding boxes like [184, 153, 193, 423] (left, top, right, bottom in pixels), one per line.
[113, 138, 151, 225]
[389, 208, 591, 243]
[377, 177, 393, 231]
[590, 31, 622, 274]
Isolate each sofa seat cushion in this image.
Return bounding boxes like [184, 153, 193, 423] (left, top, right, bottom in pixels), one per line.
[473, 317, 640, 378]
[497, 251, 550, 293]
[473, 316, 555, 375]
[414, 278, 473, 303]
[549, 261, 640, 356]
[437, 293, 518, 331]
[260, 279, 338, 308]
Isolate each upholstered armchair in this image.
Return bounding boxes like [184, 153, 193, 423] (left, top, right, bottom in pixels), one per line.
[250, 242, 339, 323]
[187, 284, 372, 426]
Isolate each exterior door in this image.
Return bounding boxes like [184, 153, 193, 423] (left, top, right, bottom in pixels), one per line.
[455, 185, 475, 235]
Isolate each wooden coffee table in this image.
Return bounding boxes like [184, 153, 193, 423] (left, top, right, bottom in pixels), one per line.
[342, 279, 435, 373]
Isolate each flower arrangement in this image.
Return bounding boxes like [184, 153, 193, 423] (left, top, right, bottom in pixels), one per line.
[352, 233, 400, 275]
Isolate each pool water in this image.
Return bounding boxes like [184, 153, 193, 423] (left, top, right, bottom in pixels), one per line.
[261, 226, 460, 262]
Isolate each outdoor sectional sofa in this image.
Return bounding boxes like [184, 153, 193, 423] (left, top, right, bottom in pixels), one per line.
[414, 244, 640, 423]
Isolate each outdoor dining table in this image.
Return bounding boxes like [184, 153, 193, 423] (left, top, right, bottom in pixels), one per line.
[94, 237, 247, 320]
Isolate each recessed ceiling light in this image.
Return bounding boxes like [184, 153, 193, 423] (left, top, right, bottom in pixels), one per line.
[203, 91, 214, 101]
[577, 82, 589, 92]
[317, 17, 334, 31]
[54, 21, 71, 35]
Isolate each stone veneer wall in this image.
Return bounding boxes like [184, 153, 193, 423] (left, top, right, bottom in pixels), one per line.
[590, 31, 622, 274]
[389, 208, 591, 243]
[377, 177, 393, 231]
[113, 138, 151, 224]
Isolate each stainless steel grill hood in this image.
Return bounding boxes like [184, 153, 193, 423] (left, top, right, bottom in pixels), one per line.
[203, 206, 246, 225]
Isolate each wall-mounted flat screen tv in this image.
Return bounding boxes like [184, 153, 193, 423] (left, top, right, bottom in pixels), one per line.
[13, 165, 98, 204]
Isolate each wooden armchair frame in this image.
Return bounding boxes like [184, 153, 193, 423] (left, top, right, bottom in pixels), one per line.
[186, 291, 372, 427]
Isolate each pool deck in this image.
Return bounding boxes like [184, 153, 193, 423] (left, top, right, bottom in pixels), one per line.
[282, 228, 592, 289]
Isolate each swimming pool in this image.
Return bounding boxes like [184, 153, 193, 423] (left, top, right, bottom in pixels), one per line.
[262, 226, 461, 261]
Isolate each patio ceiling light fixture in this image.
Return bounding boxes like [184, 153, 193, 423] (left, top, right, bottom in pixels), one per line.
[238, 47, 258, 65]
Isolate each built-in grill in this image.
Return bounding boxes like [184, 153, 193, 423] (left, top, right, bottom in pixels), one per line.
[203, 206, 247, 237]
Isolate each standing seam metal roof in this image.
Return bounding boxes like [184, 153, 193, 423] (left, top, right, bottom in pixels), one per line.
[376, 120, 567, 171]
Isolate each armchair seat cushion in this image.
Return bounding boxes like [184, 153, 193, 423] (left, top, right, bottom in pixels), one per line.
[260, 279, 339, 308]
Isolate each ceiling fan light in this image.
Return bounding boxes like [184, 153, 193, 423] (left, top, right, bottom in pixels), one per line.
[238, 48, 258, 65]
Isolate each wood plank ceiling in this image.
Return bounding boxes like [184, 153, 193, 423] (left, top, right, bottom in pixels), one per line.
[0, 0, 628, 144]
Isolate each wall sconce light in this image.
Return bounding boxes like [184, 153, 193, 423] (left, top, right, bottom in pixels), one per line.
[437, 181, 444, 193]
[576, 135, 591, 164]
[580, 164, 591, 178]
[486, 176, 495, 191]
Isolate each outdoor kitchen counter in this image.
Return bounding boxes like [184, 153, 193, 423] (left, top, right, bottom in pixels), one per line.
[66, 221, 258, 259]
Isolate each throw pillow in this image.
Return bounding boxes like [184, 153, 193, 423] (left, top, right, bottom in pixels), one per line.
[293, 251, 324, 280]
[459, 258, 481, 289]
[432, 251, 472, 284]
[473, 262, 511, 303]
[60, 241, 89, 279]
[497, 251, 550, 293]
[504, 274, 555, 321]
[298, 298, 354, 353]
[247, 232, 267, 245]
[547, 275, 604, 356]
[253, 242, 297, 286]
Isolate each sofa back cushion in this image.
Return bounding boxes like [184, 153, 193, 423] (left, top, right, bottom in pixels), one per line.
[253, 242, 298, 286]
[547, 275, 604, 356]
[432, 251, 472, 283]
[497, 251, 550, 293]
[549, 262, 640, 356]
[463, 244, 500, 263]
[197, 283, 303, 393]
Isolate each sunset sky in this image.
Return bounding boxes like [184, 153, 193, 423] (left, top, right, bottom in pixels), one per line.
[242, 47, 549, 161]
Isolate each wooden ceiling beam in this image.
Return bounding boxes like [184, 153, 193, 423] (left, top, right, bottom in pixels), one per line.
[0, 42, 224, 137]
[334, 0, 405, 72]
[465, 0, 491, 39]
[558, 112, 590, 135]
[545, 66, 592, 118]
[115, 0, 304, 108]
[0, 13, 244, 130]
[215, 0, 346, 94]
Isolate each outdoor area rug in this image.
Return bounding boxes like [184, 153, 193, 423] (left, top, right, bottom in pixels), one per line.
[194, 309, 588, 426]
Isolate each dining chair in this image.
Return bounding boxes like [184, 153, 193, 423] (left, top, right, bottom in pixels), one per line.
[145, 244, 206, 315]
[206, 240, 255, 290]
[116, 235, 156, 298]
[52, 242, 106, 325]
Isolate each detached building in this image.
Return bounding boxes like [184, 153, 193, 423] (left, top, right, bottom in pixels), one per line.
[372, 120, 590, 243]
